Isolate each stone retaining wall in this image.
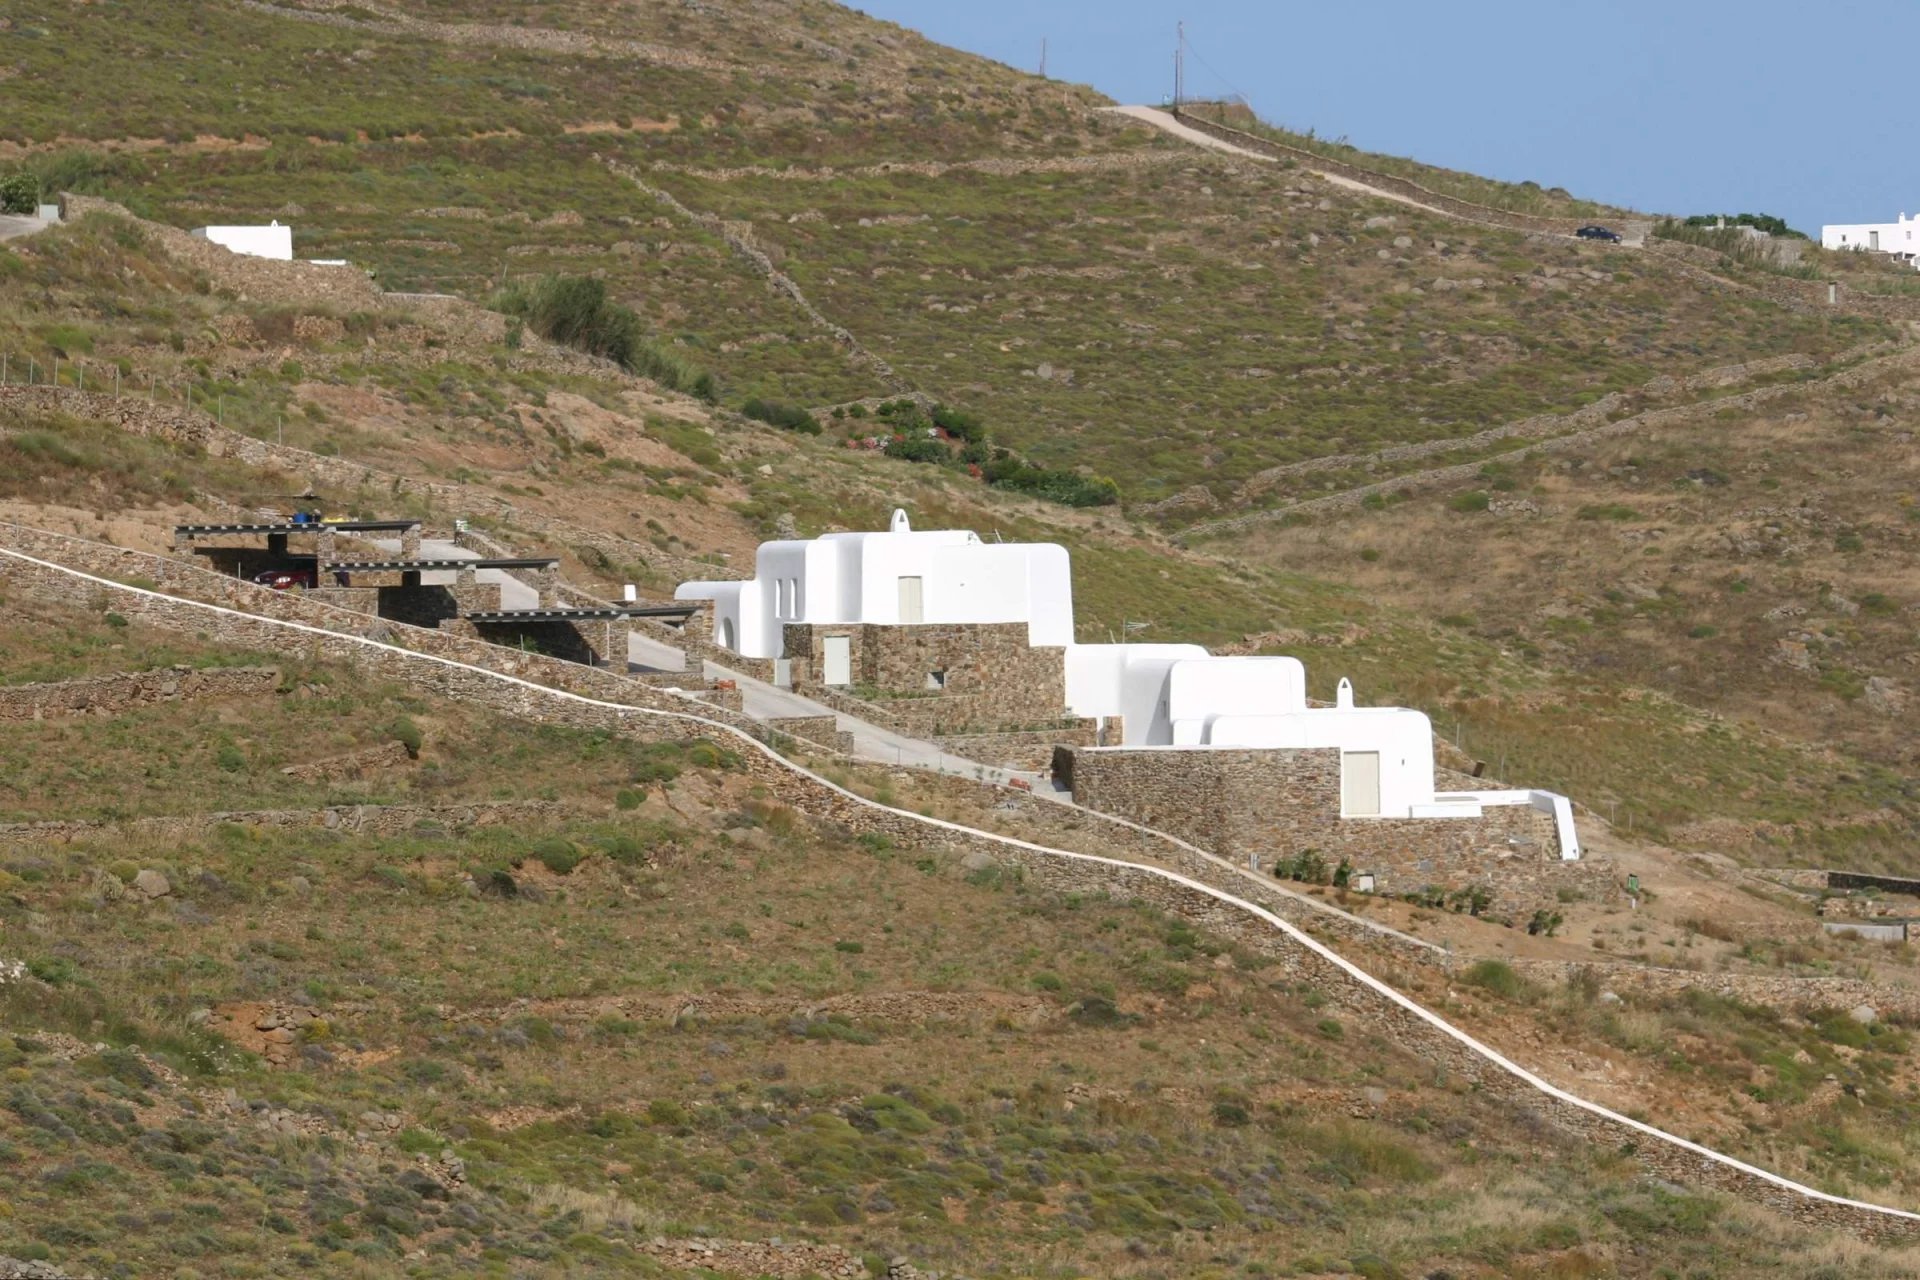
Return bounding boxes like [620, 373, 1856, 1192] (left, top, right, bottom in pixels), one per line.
[4, 540, 1917, 1238]
[0, 522, 789, 750]
[767, 715, 854, 752]
[1508, 959, 1920, 1022]
[0, 800, 573, 847]
[0, 382, 746, 587]
[931, 725, 1098, 771]
[0, 664, 281, 720]
[1187, 344, 1920, 538]
[279, 739, 413, 783]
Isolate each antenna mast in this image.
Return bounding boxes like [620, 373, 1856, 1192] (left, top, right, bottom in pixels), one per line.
[1039, 36, 1047, 79]
[1173, 21, 1184, 110]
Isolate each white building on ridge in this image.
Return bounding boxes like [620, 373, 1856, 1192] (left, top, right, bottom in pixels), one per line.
[675, 509, 1073, 659]
[191, 222, 294, 261]
[1821, 212, 1920, 268]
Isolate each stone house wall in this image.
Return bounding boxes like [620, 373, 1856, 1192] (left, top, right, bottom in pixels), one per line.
[7, 538, 1920, 1236]
[784, 621, 1075, 734]
[0, 665, 281, 720]
[1059, 745, 1611, 922]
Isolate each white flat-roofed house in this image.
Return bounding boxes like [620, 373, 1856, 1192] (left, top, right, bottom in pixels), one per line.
[675, 509, 1073, 659]
[190, 221, 295, 261]
[1821, 213, 1920, 268]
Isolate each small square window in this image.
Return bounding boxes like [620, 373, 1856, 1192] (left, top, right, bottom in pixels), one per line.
[926, 668, 947, 690]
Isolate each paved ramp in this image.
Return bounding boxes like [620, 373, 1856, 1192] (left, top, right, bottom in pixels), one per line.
[0, 214, 48, 243]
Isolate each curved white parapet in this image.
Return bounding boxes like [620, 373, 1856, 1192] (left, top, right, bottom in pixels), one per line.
[1439, 788, 1582, 861]
[1, 544, 1907, 1232]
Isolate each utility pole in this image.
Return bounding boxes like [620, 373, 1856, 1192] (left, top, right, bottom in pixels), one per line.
[1173, 21, 1184, 111]
[1038, 37, 1047, 79]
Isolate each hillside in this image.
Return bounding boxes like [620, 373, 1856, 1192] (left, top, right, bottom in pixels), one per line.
[7, 3, 1920, 1276]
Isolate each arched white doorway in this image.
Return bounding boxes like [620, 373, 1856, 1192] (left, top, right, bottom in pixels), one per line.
[717, 617, 736, 651]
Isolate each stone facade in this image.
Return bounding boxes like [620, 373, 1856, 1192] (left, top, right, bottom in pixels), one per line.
[784, 621, 1085, 738]
[1058, 745, 1611, 922]
[0, 665, 280, 720]
[930, 726, 1098, 772]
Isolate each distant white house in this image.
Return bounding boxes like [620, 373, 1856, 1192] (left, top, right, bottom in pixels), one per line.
[191, 221, 294, 261]
[675, 509, 1073, 659]
[1821, 213, 1920, 268]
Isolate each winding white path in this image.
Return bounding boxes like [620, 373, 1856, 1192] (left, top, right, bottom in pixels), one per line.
[4, 541, 1916, 1237]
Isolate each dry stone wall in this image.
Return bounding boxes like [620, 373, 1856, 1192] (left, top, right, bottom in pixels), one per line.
[0, 800, 571, 847]
[0, 383, 747, 585]
[1508, 959, 1920, 1023]
[0, 665, 279, 720]
[3, 539, 1918, 1239]
[0, 523, 783, 748]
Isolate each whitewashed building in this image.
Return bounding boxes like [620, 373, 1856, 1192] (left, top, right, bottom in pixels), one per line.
[190, 222, 294, 261]
[1821, 213, 1920, 268]
[675, 509, 1073, 659]
[1064, 647, 1580, 856]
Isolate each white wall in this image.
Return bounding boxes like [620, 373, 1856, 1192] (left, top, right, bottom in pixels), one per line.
[1065, 642, 1208, 727]
[1209, 706, 1438, 817]
[1166, 656, 1306, 744]
[191, 223, 294, 261]
[1822, 215, 1920, 265]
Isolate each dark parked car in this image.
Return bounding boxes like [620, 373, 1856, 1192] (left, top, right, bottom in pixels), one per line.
[251, 568, 315, 590]
[1576, 225, 1622, 243]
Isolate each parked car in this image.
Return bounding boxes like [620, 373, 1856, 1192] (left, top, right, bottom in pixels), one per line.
[251, 568, 315, 590]
[1576, 225, 1622, 243]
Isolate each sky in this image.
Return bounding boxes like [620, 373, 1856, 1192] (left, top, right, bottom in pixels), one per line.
[853, 0, 1909, 236]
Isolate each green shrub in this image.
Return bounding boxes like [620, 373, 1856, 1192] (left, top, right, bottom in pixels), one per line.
[0, 172, 37, 215]
[742, 397, 820, 435]
[215, 744, 246, 772]
[387, 715, 423, 757]
[1448, 490, 1491, 513]
[614, 788, 643, 811]
[1462, 958, 1529, 1000]
[528, 837, 582, 876]
[982, 456, 1119, 507]
[492, 275, 707, 392]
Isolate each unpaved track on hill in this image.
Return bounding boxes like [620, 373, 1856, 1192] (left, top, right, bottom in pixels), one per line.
[1107, 105, 1491, 223]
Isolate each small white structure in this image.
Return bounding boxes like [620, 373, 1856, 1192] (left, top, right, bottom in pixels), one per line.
[675, 509, 1073, 659]
[1821, 213, 1920, 268]
[190, 221, 294, 261]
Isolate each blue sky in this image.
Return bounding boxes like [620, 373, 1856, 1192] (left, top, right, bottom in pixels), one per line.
[855, 0, 1905, 235]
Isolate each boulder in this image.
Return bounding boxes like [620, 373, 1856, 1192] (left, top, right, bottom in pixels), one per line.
[132, 869, 171, 899]
[1849, 1004, 1879, 1026]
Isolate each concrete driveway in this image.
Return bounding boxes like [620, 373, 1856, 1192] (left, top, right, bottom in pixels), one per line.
[0, 215, 47, 243]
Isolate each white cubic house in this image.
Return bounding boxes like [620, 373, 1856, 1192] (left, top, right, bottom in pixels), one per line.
[190, 221, 295, 261]
[675, 509, 1073, 661]
[1821, 213, 1920, 268]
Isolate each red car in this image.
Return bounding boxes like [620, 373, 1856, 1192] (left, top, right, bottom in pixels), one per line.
[251, 568, 315, 590]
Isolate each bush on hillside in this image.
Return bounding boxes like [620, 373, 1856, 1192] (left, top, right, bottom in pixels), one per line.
[883, 434, 946, 464]
[982, 456, 1119, 507]
[492, 275, 711, 396]
[930, 403, 985, 442]
[742, 397, 820, 435]
[0, 172, 37, 215]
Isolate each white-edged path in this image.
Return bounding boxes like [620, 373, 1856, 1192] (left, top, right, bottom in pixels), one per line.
[7, 537, 1918, 1238]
